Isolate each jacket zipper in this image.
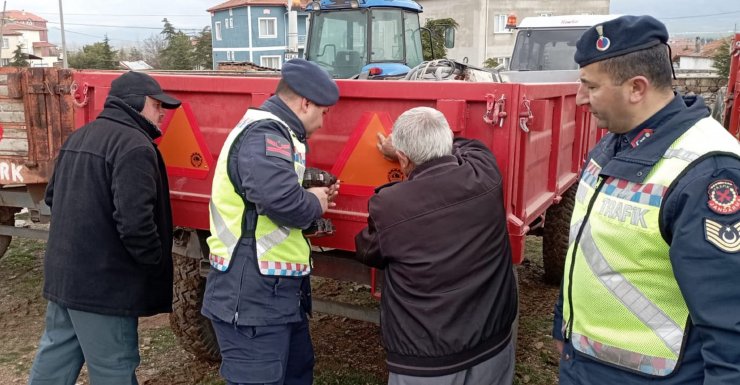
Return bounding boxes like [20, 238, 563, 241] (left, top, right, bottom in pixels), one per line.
[566, 178, 606, 340]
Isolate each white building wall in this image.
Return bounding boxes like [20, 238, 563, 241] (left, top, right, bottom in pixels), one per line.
[418, 0, 610, 67]
[678, 56, 714, 71]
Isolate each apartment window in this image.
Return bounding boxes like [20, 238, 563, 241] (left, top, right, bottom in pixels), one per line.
[258, 18, 277, 38]
[540, 13, 553, 17]
[2, 38, 8, 49]
[260, 55, 281, 69]
[229, 8, 233, 16]
[0, 58, 9, 66]
[494, 14, 511, 33]
[215, 21, 222, 40]
[229, 17, 234, 28]
[495, 57, 510, 68]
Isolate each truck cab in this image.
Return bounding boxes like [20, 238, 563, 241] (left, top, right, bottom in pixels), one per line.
[500, 14, 619, 83]
[305, 0, 425, 78]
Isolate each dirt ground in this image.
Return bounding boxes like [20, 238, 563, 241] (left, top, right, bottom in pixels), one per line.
[0, 236, 559, 385]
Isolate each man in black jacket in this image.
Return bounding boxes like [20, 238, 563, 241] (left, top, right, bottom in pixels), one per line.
[354, 107, 518, 385]
[28, 71, 180, 385]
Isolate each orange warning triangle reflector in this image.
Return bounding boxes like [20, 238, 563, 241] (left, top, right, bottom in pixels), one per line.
[331, 112, 404, 196]
[156, 103, 214, 179]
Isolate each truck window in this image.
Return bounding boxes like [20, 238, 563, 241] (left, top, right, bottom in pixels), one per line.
[509, 28, 586, 71]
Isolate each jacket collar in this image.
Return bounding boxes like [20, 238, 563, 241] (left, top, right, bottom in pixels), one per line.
[597, 94, 710, 182]
[407, 155, 458, 180]
[260, 96, 307, 141]
[98, 96, 162, 140]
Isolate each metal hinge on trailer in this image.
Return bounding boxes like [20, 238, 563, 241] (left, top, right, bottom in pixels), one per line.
[70, 81, 89, 107]
[519, 96, 533, 133]
[483, 93, 507, 127]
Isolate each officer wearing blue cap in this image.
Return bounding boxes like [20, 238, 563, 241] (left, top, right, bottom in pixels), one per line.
[202, 58, 340, 385]
[553, 15, 740, 385]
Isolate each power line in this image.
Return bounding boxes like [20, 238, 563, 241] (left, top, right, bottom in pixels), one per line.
[35, 12, 207, 17]
[46, 21, 203, 31]
[49, 26, 145, 43]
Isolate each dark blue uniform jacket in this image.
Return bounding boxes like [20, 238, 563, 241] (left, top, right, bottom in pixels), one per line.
[202, 96, 323, 326]
[554, 94, 740, 384]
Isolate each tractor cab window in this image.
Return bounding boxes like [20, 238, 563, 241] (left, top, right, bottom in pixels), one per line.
[403, 11, 423, 70]
[307, 10, 367, 78]
[370, 9, 403, 62]
[307, 8, 423, 78]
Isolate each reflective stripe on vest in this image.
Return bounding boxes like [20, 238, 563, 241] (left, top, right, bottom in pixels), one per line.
[207, 109, 311, 276]
[563, 117, 740, 376]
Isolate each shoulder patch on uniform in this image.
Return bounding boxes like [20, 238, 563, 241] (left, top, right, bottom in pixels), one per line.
[704, 218, 740, 253]
[265, 133, 292, 162]
[707, 179, 740, 215]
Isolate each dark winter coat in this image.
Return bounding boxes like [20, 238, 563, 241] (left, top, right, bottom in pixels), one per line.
[43, 96, 173, 317]
[354, 138, 518, 377]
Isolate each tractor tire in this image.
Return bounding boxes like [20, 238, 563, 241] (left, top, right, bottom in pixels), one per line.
[0, 207, 20, 260]
[169, 253, 221, 362]
[542, 184, 577, 286]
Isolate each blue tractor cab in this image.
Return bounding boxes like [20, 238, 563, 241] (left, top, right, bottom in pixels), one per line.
[305, 0, 425, 78]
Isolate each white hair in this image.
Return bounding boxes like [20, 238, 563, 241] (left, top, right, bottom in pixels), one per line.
[391, 107, 453, 165]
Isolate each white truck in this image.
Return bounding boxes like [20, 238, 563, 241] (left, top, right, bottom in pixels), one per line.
[499, 14, 620, 83]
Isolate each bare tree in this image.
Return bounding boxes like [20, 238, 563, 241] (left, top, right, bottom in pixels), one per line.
[142, 33, 166, 69]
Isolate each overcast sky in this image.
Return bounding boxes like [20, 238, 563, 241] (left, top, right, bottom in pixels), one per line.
[15, 0, 740, 48]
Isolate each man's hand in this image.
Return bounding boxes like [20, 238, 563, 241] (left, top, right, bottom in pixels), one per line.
[307, 187, 332, 213]
[327, 180, 340, 204]
[377, 133, 398, 161]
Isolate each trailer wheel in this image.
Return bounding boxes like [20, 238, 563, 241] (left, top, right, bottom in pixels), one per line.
[0, 207, 20, 259]
[169, 253, 221, 362]
[542, 184, 577, 286]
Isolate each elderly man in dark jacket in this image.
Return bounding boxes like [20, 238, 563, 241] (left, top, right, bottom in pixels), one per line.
[354, 107, 518, 385]
[28, 71, 180, 385]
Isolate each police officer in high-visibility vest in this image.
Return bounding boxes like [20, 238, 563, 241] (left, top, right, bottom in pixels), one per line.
[553, 15, 740, 384]
[202, 58, 339, 385]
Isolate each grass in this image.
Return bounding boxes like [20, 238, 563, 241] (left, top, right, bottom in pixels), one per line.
[186, 368, 384, 385]
[139, 327, 179, 358]
[2, 238, 45, 269]
[315, 370, 384, 385]
[0, 232, 561, 384]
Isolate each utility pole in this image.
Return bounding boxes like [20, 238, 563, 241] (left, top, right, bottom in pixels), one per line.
[58, 0, 68, 68]
[0, 1, 6, 65]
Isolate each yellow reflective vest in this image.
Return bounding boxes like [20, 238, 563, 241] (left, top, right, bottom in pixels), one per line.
[207, 109, 311, 277]
[563, 117, 740, 376]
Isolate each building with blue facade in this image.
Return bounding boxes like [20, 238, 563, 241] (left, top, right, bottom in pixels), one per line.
[207, 0, 309, 69]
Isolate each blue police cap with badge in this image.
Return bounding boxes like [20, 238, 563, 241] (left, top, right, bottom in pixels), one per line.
[574, 15, 669, 67]
[281, 58, 339, 106]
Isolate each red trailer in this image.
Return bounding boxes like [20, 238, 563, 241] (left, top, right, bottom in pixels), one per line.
[1, 67, 600, 360]
[723, 33, 740, 137]
[67, 71, 599, 359]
